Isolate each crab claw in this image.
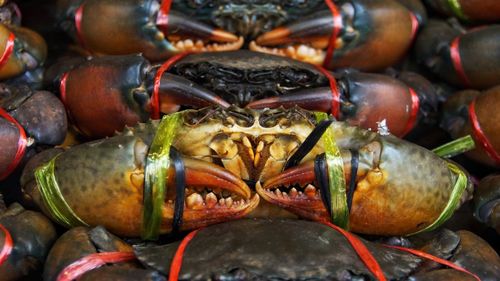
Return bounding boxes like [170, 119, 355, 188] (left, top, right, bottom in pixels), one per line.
[154, 73, 230, 113]
[247, 87, 334, 113]
[250, 10, 332, 65]
[251, 0, 416, 71]
[164, 156, 259, 232]
[256, 160, 329, 222]
[157, 11, 244, 54]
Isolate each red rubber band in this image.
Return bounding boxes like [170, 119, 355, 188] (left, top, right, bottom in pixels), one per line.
[0, 32, 15, 70]
[401, 87, 420, 136]
[0, 224, 13, 266]
[385, 245, 481, 281]
[469, 99, 500, 165]
[157, 0, 172, 33]
[56, 251, 136, 281]
[323, 0, 342, 68]
[59, 72, 69, 107]
[169, 228, 201, 281]
[450, 36, 471, 88]
[322, 222, 387, 281]
[409, 12, 419, 42]
[151, 52, 192, 119]
[0, 107, 27, 180]
[314, 66, 340, 119]
[74, 4, 87, 50]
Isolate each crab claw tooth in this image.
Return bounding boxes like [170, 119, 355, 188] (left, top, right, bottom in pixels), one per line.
[255, 11, 333, 47]
[159, 11, 239, 43]
[263, 161, 316, 191]
[256, 161, 327, 220]
[155, 73, 230, 113]
[169, 156, 251, 200]
[247, 87, 334, 113]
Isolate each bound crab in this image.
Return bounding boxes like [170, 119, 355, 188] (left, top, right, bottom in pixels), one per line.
[42, 220, 498, 281]
[46, 51, 438, 138]
[56, 0, 421, 71]
[22, 107, 472, 238]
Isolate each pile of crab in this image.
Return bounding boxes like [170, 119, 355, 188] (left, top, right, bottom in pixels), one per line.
[0, 0, 499, 280]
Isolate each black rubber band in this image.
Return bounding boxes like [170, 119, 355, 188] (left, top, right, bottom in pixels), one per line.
[315, 153, 332, 217]
[346, 150, 359, 212]
[284, 119, 334, 170]
[170, 147, 185, 235]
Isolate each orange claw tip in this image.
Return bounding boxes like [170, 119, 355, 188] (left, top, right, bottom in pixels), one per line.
[179, 157, 252, 199]
[210, 29, 240, 42]
[255, 27, 291, 46]
[262, 160, 316, 190]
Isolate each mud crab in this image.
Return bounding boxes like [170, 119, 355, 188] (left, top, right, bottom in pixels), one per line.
[0, 84, 67, 180]
[0, 199, 57, 281]
[441, 85, 500, 167]
[45, 220, 498, 281]
[47, 51, 437, 138]
[415, 20, 500, 89]
[250, 0, 420, 71]
[21, 107, 471, 237]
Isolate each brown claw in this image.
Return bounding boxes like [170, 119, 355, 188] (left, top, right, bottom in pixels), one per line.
[159, 11, 243, 53]
[156, 73, 230, 114]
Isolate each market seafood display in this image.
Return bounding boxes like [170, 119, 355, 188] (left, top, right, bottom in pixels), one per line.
[0, 1, 498, 280]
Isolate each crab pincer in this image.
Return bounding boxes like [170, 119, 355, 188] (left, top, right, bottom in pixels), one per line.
[56, 0, 243, 60]
[251, 0, 418, 71]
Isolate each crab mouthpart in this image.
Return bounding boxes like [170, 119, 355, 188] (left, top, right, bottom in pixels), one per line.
[256, 160, 328, 221]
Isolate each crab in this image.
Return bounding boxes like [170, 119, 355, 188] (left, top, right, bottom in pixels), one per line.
[47, 51, 437, 138]
[44, 220, 499, 281]
[21, 107, 471, 237]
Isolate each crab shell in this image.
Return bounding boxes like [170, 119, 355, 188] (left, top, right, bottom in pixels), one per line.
[23, 107, 471, 236]
[0, 203, 57, 281]
[415, 21, 500, 89]
[135, 219, 499, 280]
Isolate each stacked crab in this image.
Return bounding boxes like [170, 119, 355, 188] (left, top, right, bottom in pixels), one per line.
[0, 0, 499, 280]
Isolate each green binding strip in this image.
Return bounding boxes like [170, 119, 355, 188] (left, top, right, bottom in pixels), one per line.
[432, 135, 475, 158]
[315, 112, 349, 229]
[35, 156, 88, 229]
[142, 112, 182, 240]
[408, 161, 468, 235]
[447, 0, 468, 20]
